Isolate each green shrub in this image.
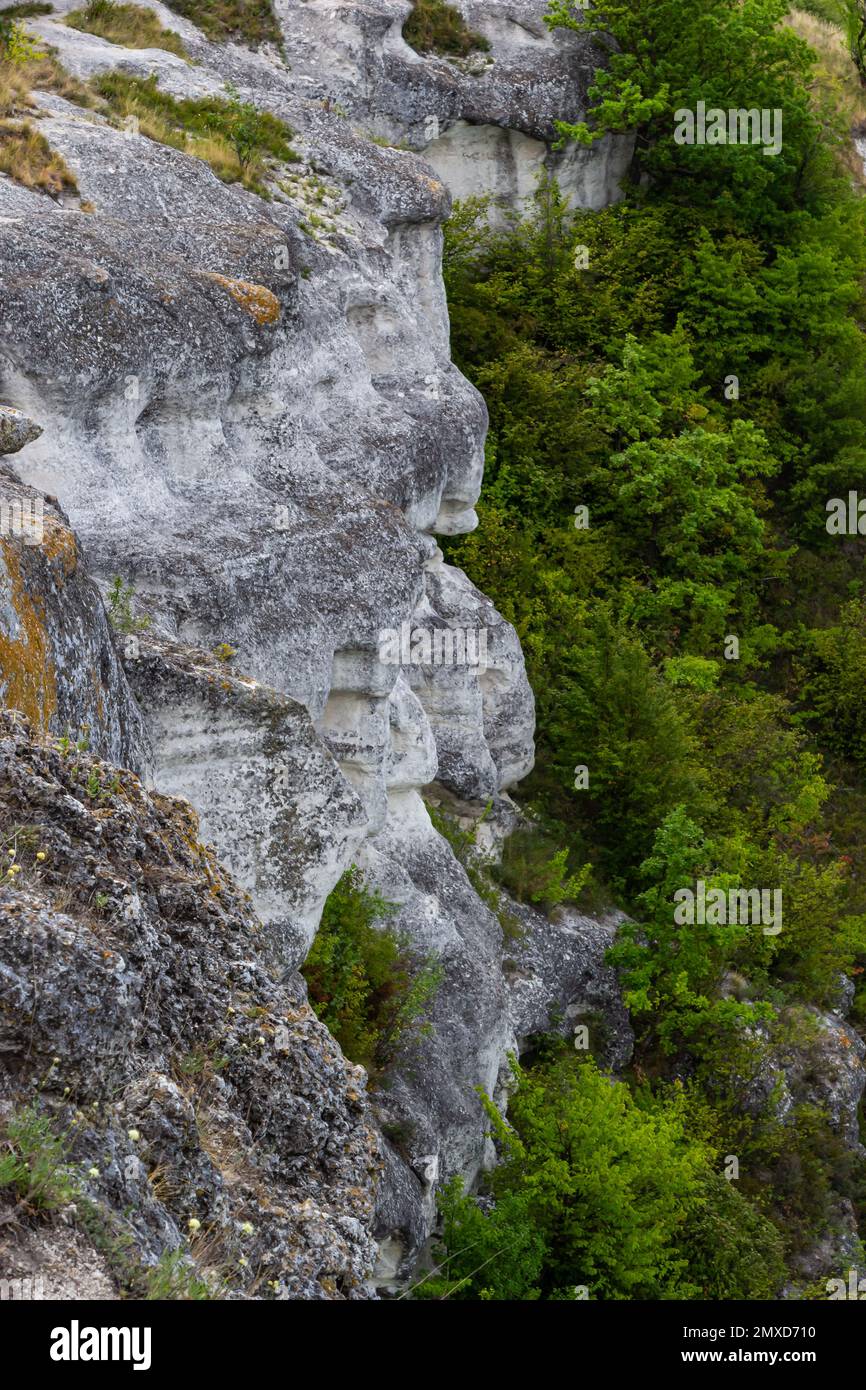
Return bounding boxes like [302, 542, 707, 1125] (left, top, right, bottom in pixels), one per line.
[0, 13, 42, 61]
[161, 0, 281, 49]
[679, 1172, 787, 1299]
[421, 1055, 713, 1299]
[106, 575, 150, 634]
[493, 825, 590, 910]
[402, 0, 489, 57]
[302, 867, 442, 1074]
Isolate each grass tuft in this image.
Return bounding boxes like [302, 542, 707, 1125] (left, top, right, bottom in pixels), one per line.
[162, 0, 280, 49]
[0, 116, 77, 193]
[402, 0, 490, 57]
[91, 71, 299, 194]
[66, 0, 188, 58]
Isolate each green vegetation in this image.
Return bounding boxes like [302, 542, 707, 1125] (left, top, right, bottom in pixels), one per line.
[402, 0, 490, 57]
[0, 3, 52, 20]
[91, 72, 298, 192]
[161, 0, 281, 49]
[143, 1248, 213, 1300]
[302, 867, 443, 1075]
[798, 1, 866, 84]
[66, 0, 189, 58]
[0, 10, 42, 62]
[106, 576, 150, 634]
[417, 1053, 787, 1299]
[433, 0, 866, 1296]
[0, 1103, 79, 1210]
[0, 35, 93, 119]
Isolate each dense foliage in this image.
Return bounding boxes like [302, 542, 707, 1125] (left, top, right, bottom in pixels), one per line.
[303, 867, 442, 1076]
[432, 0, 866, 1296]
[417, 1053, 787, 1300]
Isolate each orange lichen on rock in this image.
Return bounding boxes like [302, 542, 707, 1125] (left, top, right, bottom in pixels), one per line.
[201, 273, 281, 325]
[0, 540, 58, 732]
[41, 516, 79, 580]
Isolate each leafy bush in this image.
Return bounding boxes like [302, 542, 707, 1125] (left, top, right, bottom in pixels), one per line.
[302, 867, 442, 1075]
[493, 825, 590, 910]
[106, 576, 150, 634]
[0, 12, 42, 61]
[678, 1172, 788, 1299]
[418, 1054, 759, 1300]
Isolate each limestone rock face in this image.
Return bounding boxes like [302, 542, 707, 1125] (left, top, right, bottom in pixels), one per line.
[123, 634, 368, 957]
[256, 0, 634, 219]
[0, 1, 635, 1286]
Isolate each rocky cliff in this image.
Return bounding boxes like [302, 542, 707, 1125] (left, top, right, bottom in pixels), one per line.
[0, 0, 634, 1294]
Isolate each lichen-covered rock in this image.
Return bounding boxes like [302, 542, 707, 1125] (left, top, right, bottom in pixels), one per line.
[0, 712, 380, 1299]
[221, 0, 634, 219]
[0, 406, 41, 456]
[0, 466, 148, 770]
[504, 902, 635, 1074]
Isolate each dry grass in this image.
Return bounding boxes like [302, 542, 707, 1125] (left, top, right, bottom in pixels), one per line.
[161, 0, 281, 50]
[787, 10, 866, 180]
[0, 51, 95, 116]
[788, 9, 866, 124]
[91, 72, 298, 193]
[0, 116, 77, 193]
[66, 0, 188, 58]
[95, 86, 249, 183]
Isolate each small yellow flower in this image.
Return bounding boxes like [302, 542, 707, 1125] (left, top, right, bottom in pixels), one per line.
[238, 1256, 248, 1268]
[36, 851, 46, 861]
[88, 1167, 100, 1179]
[240, 1221, 254, 1236]
[127, 1129, 140, 1142]
[188, 1217, 201, 1233]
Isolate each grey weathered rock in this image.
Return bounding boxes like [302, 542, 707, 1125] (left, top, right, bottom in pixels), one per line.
[123, 633, 368, 957]
[0, 406, 42, 455]
[0, 712, 380, 1298]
